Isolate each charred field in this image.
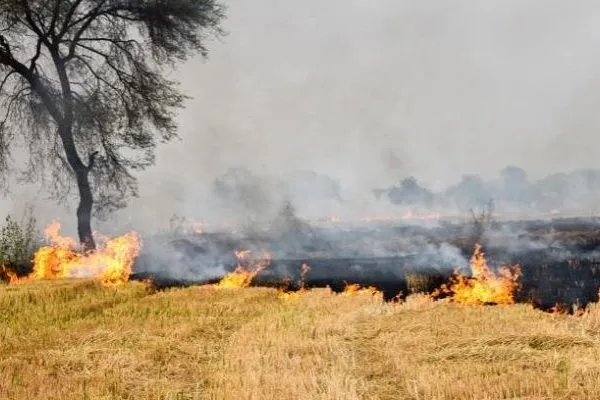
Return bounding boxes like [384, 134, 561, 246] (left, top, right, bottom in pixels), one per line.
[132, 216, 600, 313]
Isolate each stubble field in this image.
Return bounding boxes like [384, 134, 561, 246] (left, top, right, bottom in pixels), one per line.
[2, 279, 600, 400]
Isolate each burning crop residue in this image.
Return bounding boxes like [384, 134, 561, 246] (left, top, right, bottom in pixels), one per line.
[0, 265, 19, 284]
[434, 244, 521, 305]
[340, 283, 382, 297]
[216, 249, 272, 288]
[278, 263, 312, 300]
[11, 222, 140, 287]
[277, 287, 305, 300]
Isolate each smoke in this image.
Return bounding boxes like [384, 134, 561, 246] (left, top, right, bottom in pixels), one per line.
[123, 0, 600, 231]
[3, 0, 600, 291]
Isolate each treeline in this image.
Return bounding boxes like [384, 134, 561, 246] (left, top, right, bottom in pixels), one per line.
[375, 166, 600, 213]
[210, 166, 600, 217]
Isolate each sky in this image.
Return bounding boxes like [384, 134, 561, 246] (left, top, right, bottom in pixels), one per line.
[4, 0, 600, 233]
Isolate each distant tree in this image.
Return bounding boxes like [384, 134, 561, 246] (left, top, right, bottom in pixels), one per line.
[532, 172, 569, 211]
[445, 174, 490, 211]
[500, 166, 532, 207]
[0, 0, 225, 249]
[468, 198, 497, 248]
[579, 169, 600, 191]
[213, 168, 272, 220]
[388, 176, 435, 207]
[284, 171, 342, 202]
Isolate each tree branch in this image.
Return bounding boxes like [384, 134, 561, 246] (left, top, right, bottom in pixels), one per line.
[0, 40, 63, 124]
[29, 37, 44, 72]
[48, 0, 63, 38]
[21, 2, 51, 47]
[87, 150, 99, 171]
[0, 70, 17, 93]
[56, 0, 86, 38]
[64, 0, 110, 60]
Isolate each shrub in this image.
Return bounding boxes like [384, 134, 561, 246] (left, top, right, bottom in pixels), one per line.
[469, 199, 497, 248]
[0, 206, 40, 278]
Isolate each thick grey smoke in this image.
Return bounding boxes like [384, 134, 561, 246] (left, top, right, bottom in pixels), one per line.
[125, 0, 600, 231]
[3, 1, 600, 242]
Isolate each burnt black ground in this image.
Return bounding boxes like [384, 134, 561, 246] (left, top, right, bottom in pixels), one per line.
[131, 217, 600, 313]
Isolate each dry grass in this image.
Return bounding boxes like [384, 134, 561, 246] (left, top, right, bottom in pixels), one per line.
[2, 281, 600, 399]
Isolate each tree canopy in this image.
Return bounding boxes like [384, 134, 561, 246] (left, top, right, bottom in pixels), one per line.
[0, 0, 225, 247]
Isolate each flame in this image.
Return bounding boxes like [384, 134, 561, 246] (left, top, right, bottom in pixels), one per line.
[549, 303, 588, 316]
[16, 222, 140, 287]
[216, 250, 271, 288]
[340, 282, 381, 296]
[0, 265, 20, 284]
[277, 263, 312, 300]
[277, 288, 308, 300]
[436, 244, 521, 305]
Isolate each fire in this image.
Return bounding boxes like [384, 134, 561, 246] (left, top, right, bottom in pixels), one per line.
[16, 222, 140, 287]
[277, 263, 312, 300]
[278, 289, 305, 300]
[0, 265, 20, 284]
[341, 282, 381, 296]
[436, 244, 521, 305]
[549, 302, 589, 316]
[216, 250, 272, 288]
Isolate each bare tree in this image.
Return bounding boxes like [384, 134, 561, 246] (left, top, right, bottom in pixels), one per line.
[469, 198, 497, 247]
[0, 0, 225, 250]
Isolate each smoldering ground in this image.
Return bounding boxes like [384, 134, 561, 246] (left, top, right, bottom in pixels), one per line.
[129, 166, 600, 310]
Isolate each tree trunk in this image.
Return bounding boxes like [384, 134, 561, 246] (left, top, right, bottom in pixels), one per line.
[75, 168, 96, 252]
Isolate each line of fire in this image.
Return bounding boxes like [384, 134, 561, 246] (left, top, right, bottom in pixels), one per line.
[4, 206, 600, 316]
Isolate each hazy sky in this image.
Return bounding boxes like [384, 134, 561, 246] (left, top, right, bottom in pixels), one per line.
[6, 0, 600, 232]
[146, 0, 600, 188]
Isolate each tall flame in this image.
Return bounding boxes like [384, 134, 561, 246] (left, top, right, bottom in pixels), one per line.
[24, 222, 140, 286]
[436, 244, 521, 305]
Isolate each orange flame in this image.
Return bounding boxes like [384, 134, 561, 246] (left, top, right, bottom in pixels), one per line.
[341, 282, 382, 297]
[277, 286, 308, 300]
[436, 244, 521, 305]
[17, 222, 140, 287]
[277, 263, 312, 300]
[216, 250, 272, 288]
[0, 265, 20, 284]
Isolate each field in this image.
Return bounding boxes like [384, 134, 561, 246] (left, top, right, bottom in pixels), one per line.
[3, 279, 600, 399]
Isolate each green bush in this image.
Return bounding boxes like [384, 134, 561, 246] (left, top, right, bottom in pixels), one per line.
[0, 207, 40, 278]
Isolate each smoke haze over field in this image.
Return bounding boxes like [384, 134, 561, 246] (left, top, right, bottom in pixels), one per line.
[4, 0, 600, 234]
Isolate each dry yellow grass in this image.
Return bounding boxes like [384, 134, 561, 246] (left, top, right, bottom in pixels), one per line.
[2, 280, 600, 399]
